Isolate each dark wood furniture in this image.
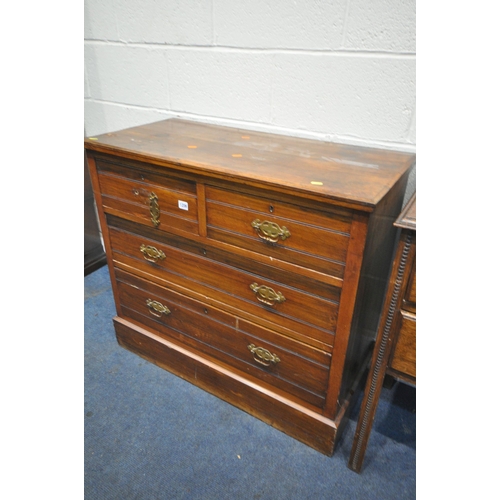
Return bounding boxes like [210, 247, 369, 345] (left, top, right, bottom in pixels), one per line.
[84, 153, 106, 275]
[84, 118, 415, 455]
[348, 193, 416, 472]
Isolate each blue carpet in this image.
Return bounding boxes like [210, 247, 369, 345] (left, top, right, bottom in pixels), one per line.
[85, 265, 416, 499]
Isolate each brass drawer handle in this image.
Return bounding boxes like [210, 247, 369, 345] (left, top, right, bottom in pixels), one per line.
[146, 299, 171, 318]
[251, 219, 291, 243]
[149, 192, 160, 227]
[248, 344, 281, 366]
[250, 283, 286, 306]
[140, 244, 166, 263]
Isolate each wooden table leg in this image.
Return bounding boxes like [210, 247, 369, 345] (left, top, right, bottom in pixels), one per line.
[348, 343, 391, 472]
[348, 232, 414, 472]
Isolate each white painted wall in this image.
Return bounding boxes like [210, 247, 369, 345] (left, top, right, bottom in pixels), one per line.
[84, 0, 416, 191]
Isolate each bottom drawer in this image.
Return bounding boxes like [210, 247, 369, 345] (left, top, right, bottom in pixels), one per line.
[390, 311, 416, 379]
[114, 268, 331, 410]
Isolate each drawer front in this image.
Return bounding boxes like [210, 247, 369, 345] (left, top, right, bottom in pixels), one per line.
[205, 186, 352, 278]
[390, 311, 416, 379]
[97, 158, 199, 235]
[108, 225, 338, 349]
[403, 255, 416, 313]
[115, 269, 331, 409]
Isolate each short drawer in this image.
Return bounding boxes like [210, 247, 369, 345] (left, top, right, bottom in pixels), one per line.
[403, 256, 416, 313]
[115, 269, 331, 410]
[205, 186, 352, 278]
[390, 311, 416, 379]
[96, 158, 199, 235]
[108, 225, 338, 349]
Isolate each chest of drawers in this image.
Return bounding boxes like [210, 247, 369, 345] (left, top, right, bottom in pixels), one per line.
[85, 118, 415, 455]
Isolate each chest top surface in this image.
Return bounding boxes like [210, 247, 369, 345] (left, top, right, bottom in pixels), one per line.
[84, 118, 415, 211]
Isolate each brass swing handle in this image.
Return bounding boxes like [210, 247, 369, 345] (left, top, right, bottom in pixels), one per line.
[149, 192, 160, 227]
[248, 344, 281, 366]
[250, 283, 286, 306]
[146, 299, 171, 318]
[140, 244, 166, 263]
[251, 219, 291, 243]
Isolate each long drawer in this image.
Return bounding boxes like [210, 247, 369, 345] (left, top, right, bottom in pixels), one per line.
[205, 185, 352, 278]
[115, 269, 331, 410]
[108, 223, 339, 350]
[96, 158, 199, 235]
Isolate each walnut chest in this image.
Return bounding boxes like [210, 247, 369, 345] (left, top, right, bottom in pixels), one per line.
[84, 119, 415, 455]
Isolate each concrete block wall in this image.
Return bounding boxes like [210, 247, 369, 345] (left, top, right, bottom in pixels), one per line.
[85, 0, 416, 181]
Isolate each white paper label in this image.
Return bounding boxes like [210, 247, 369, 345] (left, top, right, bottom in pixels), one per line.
[178, 200, 189, 211]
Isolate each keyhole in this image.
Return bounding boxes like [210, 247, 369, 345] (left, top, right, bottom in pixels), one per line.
[269, 205, 274, 213]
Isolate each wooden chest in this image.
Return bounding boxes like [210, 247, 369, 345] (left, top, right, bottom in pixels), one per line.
[85, 119, 415, 455]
